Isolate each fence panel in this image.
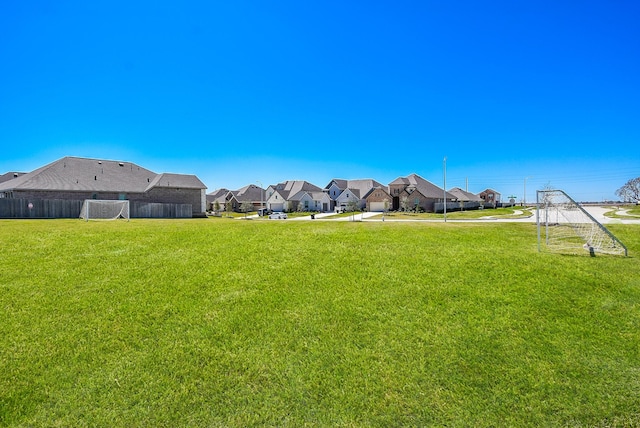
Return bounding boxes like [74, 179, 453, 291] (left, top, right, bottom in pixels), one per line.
[0, 198, 193, 219]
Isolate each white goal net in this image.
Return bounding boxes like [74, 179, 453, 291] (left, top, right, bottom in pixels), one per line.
[80, 200, 130, 221]
[536, 190, 627, 256]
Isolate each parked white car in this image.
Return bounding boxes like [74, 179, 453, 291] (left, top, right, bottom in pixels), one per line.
[269, 212, 288, 219]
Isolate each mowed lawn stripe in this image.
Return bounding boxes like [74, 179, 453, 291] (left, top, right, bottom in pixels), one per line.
[1, 219, 639, 426]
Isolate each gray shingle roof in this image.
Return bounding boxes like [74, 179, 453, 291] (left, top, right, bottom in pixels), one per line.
[272, 180, 322, 199]
[392, 173, 456, 199]
[230, 184, 264, 202]
[448, 187, 484, 202]
[0, 172, 25, 184]
[0, 156, 206, 193]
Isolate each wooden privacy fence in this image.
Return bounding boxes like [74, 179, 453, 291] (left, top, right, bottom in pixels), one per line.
[0, 198, 192, 219]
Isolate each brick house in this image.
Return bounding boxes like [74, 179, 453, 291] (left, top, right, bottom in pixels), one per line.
[365, 186, 392, 212]
[0, 156, 207, 216]
[388, 173, 456, 212]
[478, 188, 501, 208]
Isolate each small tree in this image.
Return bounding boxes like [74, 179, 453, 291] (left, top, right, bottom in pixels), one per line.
[240, 201, 254, 218]
[213, 200, 220, 215]
[400, 196, 409, 212]
[346, 200, 359, 221]
[225, 201, 232, 217]
[286, 200, 294, 213]
[616, 177, 640, 203]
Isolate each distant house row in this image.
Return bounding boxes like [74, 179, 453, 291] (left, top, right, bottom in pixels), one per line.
[0, 156, 503, 218]
[207, 173, 502, 213]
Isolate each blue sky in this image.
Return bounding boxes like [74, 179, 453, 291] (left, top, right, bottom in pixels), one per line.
[1, 1, 638, 202]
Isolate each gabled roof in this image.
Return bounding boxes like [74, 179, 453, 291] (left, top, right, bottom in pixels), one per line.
[146, 173, 206, 191]
[0, 156, 206, 193]
[390, 173, 456, 199]
[325, 179, 348, 189]
[0, 172, 25, 184]
[288, 190, 312, 202]
[271, 180, 321, 199]
[308, 190, 331, 201]
[448, 187, 483, 202]
[480, 188, 501, 195]
[325, 178, 383, 193]
[206, 188, 230, 204]
[325, 178, 384, 201]
[362, 185, 390, 199]
[229, 184, 263, 202]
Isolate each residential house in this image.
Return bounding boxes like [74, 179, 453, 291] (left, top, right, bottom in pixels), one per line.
[206, 188, 230, 212]
[0, 156, 207, 217]
[365, 186, 392, 212]
[266, 180, 322, 212]
[227, 184, 265, 212]
[388, 173, 456, 212]
[479, 188, 501, 208]
[324, 178, 384, 211]
[448, 187, 484, 210]
[288, 190, 332, 212]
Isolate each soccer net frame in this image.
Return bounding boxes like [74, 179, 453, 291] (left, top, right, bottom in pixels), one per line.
[536, 190, 627, 256]
[80, 199, 130, 221]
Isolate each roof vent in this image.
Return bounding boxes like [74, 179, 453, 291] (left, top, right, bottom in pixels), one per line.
[119, 162, 124, 167]
[98, 161, 102, 164]
[13, 173, 18, 177]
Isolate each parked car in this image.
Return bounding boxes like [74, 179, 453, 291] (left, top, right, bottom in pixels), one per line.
[269, 212, 288, 219]
[258, 208, 272, 217]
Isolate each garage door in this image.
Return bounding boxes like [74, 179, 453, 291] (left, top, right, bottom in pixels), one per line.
[369, 202, 386, 212]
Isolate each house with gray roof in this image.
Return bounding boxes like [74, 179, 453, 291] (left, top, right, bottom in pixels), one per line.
[266, 180, 322, 212]
[0, 156, 207, 217]
[228, 184, 265, 212]
[389, 173, 456, 212]
[448, 187, 484, 203]
[448, 187, 484, 211]
[479, 188, 501, 208]
[324, 178, 384, 211]
[206, 188, 230, 212]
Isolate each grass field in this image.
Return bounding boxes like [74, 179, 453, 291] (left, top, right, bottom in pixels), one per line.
[604, 205, 640, 219]
[1, 219, 639, 426]
[373, 207, 534, 220]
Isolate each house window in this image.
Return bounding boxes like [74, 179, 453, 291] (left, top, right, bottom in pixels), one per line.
[119, 193, 127, 200]
[92, 193, 98, 199]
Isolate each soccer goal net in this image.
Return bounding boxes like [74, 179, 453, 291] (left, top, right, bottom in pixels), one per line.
[80, 200, 130, 221]
[536, 190, 627, 256]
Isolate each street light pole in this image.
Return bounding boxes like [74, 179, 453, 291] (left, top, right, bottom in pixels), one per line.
[443, 156, 447, 223]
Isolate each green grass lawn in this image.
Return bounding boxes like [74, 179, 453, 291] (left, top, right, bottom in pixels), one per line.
[376, 207, 534, 220]
[1, 219, 639, 426]
[604, 205, 640, 219]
